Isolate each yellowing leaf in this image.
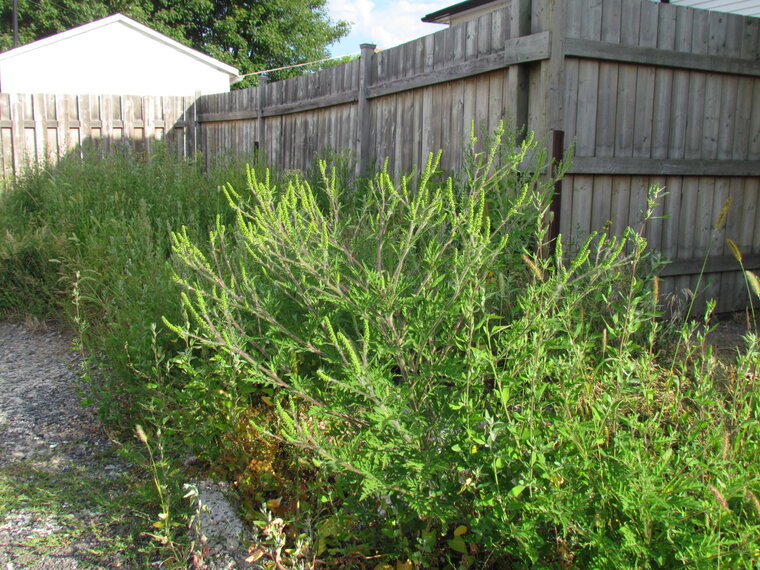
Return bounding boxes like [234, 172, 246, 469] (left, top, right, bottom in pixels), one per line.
[261, 396, 274, 406]
[267, 497, 282, 510]
[396, 560, 414, 570]
[457, 477, 473, 495]
[152, 520, 164, 529]
[454, 525, 468, 537]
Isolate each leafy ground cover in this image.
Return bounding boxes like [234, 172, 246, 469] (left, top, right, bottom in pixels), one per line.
[0, 132, 758, 568]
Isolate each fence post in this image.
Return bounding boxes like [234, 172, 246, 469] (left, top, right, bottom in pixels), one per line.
[257, 75, 268, 156]
[537, 0, 567, 134]
[356, 43, 375, 177]
[189, 90, 201, 158]
[548, 129, 564, 253]
[508, 0, 532, 136]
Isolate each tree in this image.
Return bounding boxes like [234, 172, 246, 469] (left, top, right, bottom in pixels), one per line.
[0, 0, 349, 86]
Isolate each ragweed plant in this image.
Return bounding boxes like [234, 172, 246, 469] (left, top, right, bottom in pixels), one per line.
[166, 123, 760, 566]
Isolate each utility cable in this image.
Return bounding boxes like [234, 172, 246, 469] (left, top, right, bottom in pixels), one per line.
[237, 51, 361, 79]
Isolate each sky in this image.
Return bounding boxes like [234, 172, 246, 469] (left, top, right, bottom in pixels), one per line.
[325, 0, 452, 57]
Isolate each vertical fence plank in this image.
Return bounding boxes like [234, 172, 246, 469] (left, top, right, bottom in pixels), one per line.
[591, 0, 621, 238]
[12, 94, 26, 176]
[473, 12, 493, 146]
[419, 34, 436, 170]
[0, 94, 12, 183]
[357, 43, 375, 175]
[507, 0, 529, 132]
[54, 95, 68, 158]
[663, 5, 693, 301]
[613, 0, 639, 160]
[448, 25, 466, 175]
[487, 9, 505, 137]
[23, 95, 37, 167]
[624, 1, 654, 247]
[30, 94, 45, 165]
[632, 1, 658, 161]
[716, 13, 744, 308]
[646, 3, 675, 253]
[572, 0, 602, 239]
[41, 94, 56, 164]
[679, 10, 709, 302]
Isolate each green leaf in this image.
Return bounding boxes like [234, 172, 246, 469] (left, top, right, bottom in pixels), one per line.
[447, 536, 468, 554]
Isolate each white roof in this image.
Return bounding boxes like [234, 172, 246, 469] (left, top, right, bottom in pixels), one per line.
[662, 0, 760, 18]
[0, 13, 239, 77]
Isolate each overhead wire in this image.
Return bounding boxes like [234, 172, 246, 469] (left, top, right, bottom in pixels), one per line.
[236, 51, 361, 79]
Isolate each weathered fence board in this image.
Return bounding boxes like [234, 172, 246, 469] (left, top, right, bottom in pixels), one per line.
[0, 93, 195, 183]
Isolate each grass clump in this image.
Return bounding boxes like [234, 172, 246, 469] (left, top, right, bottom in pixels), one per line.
[0, 143, 250, 422]
[0, 142, 251, 562]
[0, 455, 172, 568]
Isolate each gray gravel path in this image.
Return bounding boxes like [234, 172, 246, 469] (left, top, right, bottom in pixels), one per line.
[0, 320, 257, 569]
[0, 320, 132, 569]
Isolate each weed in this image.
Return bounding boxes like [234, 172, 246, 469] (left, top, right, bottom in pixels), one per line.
[2, 130, 758, 568]
[167, 123, 760, 566]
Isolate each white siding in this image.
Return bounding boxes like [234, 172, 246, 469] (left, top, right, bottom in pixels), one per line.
[449, 1, 511, 26]
[0, 18, 237, 95]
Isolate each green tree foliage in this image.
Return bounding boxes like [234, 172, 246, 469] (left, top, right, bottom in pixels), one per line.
[0, 0, 349, 84]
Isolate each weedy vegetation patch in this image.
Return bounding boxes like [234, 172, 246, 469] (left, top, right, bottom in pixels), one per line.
[0, 130, 758, 568]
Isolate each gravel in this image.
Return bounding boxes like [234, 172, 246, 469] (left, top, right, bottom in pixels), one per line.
[0, 320, 122, 568]
[0, 320, 257, 569]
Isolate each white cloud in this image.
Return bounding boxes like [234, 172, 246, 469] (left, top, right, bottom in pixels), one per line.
[327, 0, 449, 56]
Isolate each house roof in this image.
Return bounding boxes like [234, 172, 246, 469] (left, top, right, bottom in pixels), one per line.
[422, 0, 501, 23]
[422, 0, 760, 22]
[668, 0, 760, 18]
[0, 13, 239, 77]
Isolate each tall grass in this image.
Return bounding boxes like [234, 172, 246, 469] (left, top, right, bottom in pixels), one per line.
[0, 142, 249, 423]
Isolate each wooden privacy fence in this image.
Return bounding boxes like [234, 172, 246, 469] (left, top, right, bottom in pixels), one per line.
[0, 93, 197, 181]
[0, 0, 758, 312]
[196, 0, 760, 313]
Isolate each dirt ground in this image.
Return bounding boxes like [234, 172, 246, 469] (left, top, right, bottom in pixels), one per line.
[705, 310, 759, 359]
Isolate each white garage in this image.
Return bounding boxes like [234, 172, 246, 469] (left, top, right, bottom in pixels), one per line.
[0, 13, 240, 96]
